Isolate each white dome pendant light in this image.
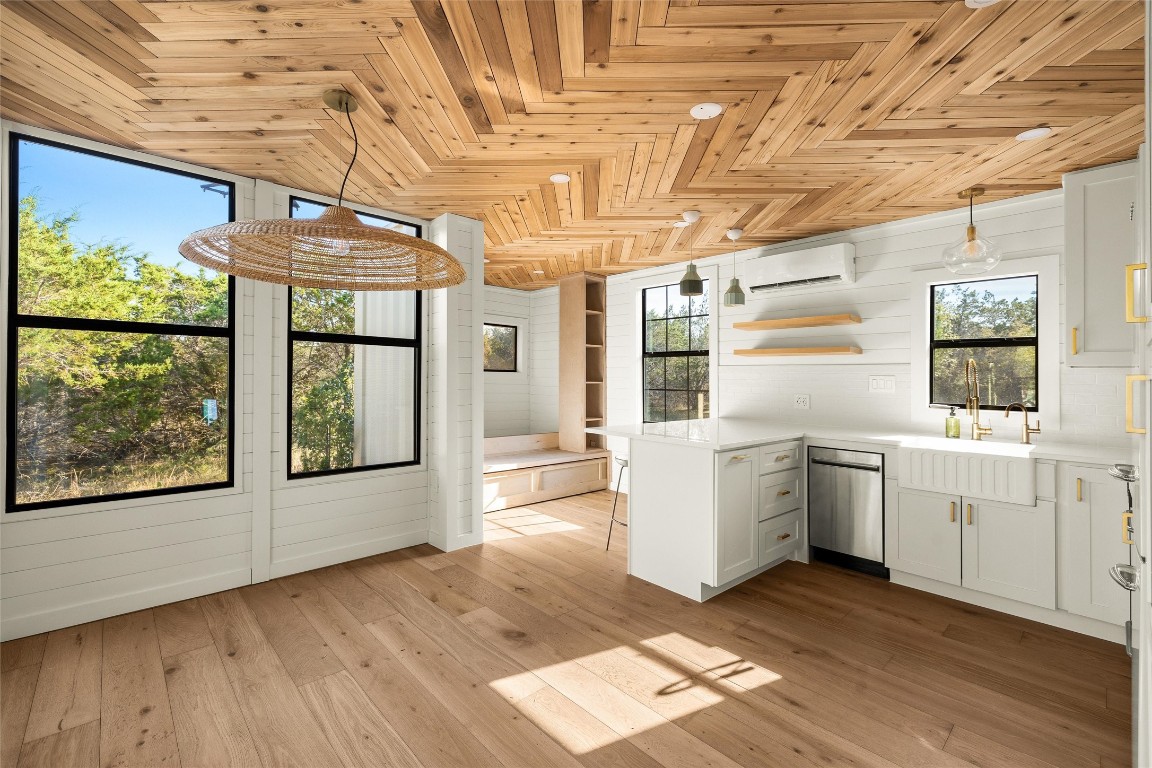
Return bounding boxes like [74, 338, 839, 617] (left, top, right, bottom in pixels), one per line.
[677, 210, 704, 296]
[942, 187, 1001, 275]
[722, 228, 745, 307]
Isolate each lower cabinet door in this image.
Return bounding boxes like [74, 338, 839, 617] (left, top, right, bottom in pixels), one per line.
[713, 450, 758, 586]
[885, 485, 962, 586]
[1059, 465, 1132, 625]
[759, 509, 801, 567]
[962, 498, 1057, 609]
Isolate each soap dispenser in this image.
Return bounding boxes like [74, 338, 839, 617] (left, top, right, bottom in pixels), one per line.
[945, 406, 961, 439]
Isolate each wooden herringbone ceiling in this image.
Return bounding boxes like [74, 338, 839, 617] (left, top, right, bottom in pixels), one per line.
[0, 1, 1145, 289]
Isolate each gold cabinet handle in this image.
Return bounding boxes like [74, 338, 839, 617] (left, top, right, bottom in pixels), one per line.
[1126, 264, 1148, 323]
[776, 532, 792, 541]
[1076, 478, 1083, 502]
[731, 454, 751, 462]
[950, 501, 956, 523]
[775, 454, 790, 462]
[777, 489, 792, 497]
[966, 504, 973, 526]
[1126, 375, 1149, 434]
[1071, 326, 1079, 356]
[1122, 512, 1135, 545]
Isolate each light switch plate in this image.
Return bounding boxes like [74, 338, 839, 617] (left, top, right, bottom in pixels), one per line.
[793, 394, 810, 410]
[868, 375, 897, 394]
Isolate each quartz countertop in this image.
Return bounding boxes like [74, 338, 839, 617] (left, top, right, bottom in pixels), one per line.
[587, 418, 1135, 467]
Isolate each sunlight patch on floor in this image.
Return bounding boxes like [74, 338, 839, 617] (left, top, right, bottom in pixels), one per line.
[483, 510, 583, 539]
[489, 636, 779, 754]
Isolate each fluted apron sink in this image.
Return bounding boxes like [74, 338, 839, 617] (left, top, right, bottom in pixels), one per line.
[896, 437, 1036, 506]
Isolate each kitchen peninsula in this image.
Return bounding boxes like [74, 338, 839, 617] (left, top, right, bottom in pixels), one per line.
[590, 418, 1134, 643]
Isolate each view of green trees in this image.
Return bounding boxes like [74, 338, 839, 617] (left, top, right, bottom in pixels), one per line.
[291, 288, 357, 473]
[15, 196, 230, 505]
[931, 276, 1038, 409]
[483, 324, 517, 371]
[643, 283, 709, 422]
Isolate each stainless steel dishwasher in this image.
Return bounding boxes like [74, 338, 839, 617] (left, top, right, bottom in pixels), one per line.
[807, 447, 888, 578]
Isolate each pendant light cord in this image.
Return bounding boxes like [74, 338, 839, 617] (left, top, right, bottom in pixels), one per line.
[969, 192, 974, 226]
[337, 101, 358, 208]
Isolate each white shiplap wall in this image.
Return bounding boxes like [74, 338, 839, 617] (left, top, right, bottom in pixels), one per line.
[604, 189, 1134, 487]
[0, 124, 483, 640]
[484, 287, 531, 437]
[529, 287, 560, 434]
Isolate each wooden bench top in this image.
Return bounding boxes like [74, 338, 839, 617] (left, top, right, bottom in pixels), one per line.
[483, 448, 610, 474]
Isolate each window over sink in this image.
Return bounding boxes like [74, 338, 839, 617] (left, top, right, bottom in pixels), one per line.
[930, 275, 1039, 411]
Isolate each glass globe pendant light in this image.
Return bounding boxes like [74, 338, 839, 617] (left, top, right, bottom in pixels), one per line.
[722, 228, 745, 307]
[677, 210, 704, 296]
[942, 187, 1001, 275]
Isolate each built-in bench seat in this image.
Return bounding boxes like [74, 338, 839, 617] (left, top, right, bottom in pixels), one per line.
[482, 433, 610, 512]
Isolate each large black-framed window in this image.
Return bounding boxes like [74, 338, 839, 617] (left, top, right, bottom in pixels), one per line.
[483, 323, 518, 372]
[287, 197, 422, 478]
[930, 274, 1039, 411]
[642, 282, 710, 423]
[7, 134, 236, 512]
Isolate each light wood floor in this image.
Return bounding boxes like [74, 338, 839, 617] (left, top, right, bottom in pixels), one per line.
[1, 491, 1133, 768]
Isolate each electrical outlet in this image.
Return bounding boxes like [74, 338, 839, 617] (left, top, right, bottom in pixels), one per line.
[793, 394, 810, 410]
[868, 375, 897, 394]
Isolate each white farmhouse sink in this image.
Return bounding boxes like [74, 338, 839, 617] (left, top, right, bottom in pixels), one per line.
[896, 437, 1036, 505]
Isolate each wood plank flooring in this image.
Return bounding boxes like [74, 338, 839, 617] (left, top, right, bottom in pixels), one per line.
[0, 490, 1132, 768]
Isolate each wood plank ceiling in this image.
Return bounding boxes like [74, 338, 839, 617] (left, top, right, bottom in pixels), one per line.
[0, 0, 1145, 289]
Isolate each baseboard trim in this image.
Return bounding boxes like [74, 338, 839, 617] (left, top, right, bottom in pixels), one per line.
[891, 570, 1128, 645]
[268, 530, 429, 580]
[1, 568, 251, 642]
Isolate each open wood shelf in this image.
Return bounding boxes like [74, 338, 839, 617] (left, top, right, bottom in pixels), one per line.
[734, 313, 861, 331]
[734, 346, 862, 357]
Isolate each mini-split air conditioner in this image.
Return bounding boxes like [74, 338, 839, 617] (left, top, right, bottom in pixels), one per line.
[744, 242, 856, 293]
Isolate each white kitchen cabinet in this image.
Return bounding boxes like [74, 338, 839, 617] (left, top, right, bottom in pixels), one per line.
[885, 483, 962, 586]
[1058, 465, 1133, 625]
[887, 482, 1056, 609]
[961, 498, 1056, 609]
[1065, 160, 1138, 367]
[714, 450, 758, 586]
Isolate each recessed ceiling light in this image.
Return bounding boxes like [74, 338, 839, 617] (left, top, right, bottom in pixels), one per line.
[549, 173, 571, 183]
[964, 0, 1002, 7]
[484, 258, 491, 263]
[533, 270, 544, 274]
[1015, 127, 1053, 141]
[690, 102, 723, 120]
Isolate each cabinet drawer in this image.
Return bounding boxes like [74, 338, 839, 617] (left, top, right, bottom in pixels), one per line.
[759, 510, 802, 566]
[759, 441, 801, 476]
[759, 469, 801, 521]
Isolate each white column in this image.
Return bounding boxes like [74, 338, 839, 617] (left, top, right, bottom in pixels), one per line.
[427, 213, 484, 551]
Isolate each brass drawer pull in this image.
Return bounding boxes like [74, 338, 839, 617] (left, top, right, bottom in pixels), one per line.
[776, 533, 792, 542]
[1071, 326, 1079, 355]
[777, 489, 792, 497]
[1122, 512, 1135, 545]
[731, 454, 751, 462]
[1126, 263, 1148, 323]
[1126, 375, 1149, 434]
[774, 454, 790, 462]
[1076, 478, 1083, 502]
[966, 504, 973, 526]
[950, 501, 956, 523]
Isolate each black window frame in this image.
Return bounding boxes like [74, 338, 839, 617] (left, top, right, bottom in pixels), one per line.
[641, 281, 710, 424]
[482, 322, 519, 373]
[286, 195, 423, 480]
[929, 274, 1040, 413]
[6, 132, 237, 513]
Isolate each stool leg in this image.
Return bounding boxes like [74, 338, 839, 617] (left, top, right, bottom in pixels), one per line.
[607, 465, 626, 550]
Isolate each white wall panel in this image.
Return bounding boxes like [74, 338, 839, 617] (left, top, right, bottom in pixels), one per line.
[484, 286, 532, 437]
[530, 287, 560, 434]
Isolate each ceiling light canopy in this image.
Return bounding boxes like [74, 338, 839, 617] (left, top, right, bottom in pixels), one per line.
[690, 102, 723, 120]
[1015, 127, 1053, 141]
[179, 90, 465, 291]
[964, 0, 1002, 7]
[673, 210, 702, 228]
[549, 172, 571, 183]
[942, 187, 1002, 275]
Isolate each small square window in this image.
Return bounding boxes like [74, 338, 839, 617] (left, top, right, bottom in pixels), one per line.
[483, 323, 518, 372]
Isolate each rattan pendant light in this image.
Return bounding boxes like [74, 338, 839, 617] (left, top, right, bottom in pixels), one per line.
[179, 90, 466, 291]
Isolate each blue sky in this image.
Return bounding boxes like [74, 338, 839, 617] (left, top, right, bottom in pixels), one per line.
[17, 138, 231, 274]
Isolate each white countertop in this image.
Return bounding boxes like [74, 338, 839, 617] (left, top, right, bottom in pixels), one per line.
[587, 417, 1135, 466]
